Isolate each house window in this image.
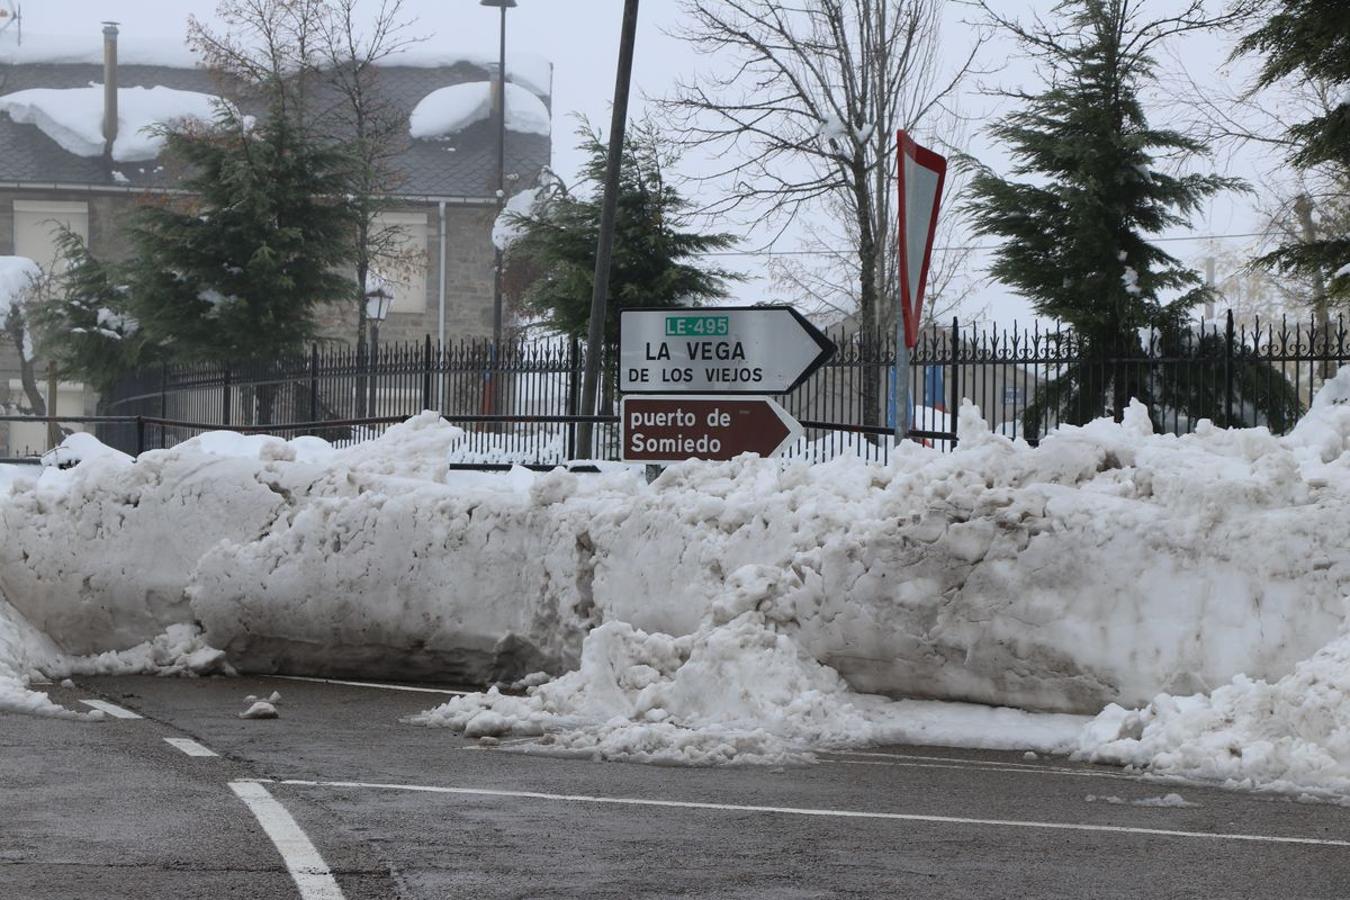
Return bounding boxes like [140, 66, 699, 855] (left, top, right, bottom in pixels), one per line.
[13, 200, 90, 271]
[370, 211, 429, 314]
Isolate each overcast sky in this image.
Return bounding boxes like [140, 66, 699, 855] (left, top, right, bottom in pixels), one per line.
[7, 1, 1276, 325]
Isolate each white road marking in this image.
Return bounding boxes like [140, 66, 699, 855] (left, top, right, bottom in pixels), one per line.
[163, 737, 219, 758]
[267, 675, 471, 695]
[229, 781, 345, 900]
[79, 699, 142, 719]
[275, 778, 1350, 848]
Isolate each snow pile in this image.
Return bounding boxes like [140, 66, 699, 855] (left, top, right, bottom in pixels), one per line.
[0, 597, 85, 719]
[0, 85, 222, 162]
[409, 82, 550, 140]
[1076, 618, 1350, 799]
[0, 597, 228, 720]
[410, 565, 1086, 765]
[492, 186, 540, 251]
[0, 256, 40, 325]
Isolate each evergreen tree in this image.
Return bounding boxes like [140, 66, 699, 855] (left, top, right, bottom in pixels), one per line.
[28, 229, 150, 395]
[1237, 0, 1350, 304]
[503, 122, 739, 342]
[967, 0, 1264, 430]
[43, 103, 357, 420]
[127, 106, 356, 366]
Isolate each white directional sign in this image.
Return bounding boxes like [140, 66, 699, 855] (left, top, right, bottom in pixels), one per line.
[619, 306, 835, 394]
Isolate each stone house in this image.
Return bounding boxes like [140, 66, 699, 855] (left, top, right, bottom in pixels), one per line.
[0, 26, 550, 455]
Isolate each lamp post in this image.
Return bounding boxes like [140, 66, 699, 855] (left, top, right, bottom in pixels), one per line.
[365, 277, 394, 417]
[481, 0, 516, 419]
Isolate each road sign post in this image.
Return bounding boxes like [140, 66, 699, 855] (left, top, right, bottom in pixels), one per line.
[620, 395, 803, 465]
[896, 131, 948, 442]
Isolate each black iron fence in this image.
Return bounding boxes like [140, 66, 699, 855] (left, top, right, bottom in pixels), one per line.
[8, 311, 1342, 466]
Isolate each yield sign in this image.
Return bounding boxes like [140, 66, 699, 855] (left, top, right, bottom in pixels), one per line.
[897, 131, 948, 349]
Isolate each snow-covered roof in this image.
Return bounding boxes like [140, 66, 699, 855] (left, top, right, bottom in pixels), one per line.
[0, 63, 551, 199]
[410, 82, 550, 141]
[0, 0, 552, 97]
[0, 85, 222, 163]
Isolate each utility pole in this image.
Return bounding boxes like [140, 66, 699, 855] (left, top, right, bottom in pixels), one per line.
[576, 0, 640, 459]
[481, 0, 516, 416]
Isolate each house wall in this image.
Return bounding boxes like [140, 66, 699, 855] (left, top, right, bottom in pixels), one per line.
[0, 188, 500, 450]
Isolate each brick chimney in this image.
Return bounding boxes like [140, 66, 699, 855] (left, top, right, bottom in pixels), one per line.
[102, 22, 119, 158]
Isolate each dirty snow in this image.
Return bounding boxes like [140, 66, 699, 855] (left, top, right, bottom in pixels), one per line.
[0, 84, 223, 162]
[409, 82, 550, 140]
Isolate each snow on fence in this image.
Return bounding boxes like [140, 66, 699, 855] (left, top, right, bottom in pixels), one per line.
[84, 312, 1350, 465]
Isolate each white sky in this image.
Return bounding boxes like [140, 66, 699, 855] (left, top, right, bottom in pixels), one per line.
[4, 1, 1278, 325]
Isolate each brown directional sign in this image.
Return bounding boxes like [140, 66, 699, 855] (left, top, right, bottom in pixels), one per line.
[620, 395, 803, 464]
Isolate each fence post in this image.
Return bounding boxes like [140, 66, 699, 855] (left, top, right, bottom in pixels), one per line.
[949, 317, 960, 446]
[222, 364, 232, 425]
[308, 345, 319, 421]
[1224, 308, 1235, 425]
[159, 362, 168, 449]
[423, 334, 433, 412]
[566, 335, 580, 460]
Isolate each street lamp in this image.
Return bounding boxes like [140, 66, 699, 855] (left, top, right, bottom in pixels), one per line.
[481, 0, 515, 358]
[365, 275, 394, 416]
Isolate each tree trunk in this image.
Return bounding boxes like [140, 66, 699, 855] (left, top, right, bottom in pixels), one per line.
[5, 315, 47, 416]
[1293, 194, 1335, 383]
[853, 156, 881, 437]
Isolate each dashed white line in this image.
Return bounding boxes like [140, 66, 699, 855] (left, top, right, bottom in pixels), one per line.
[229, 781, 345, 900]
[164, 737, 219, 757]
[267, 675, 471, 695]
[79, 699, 142, 719]
[274, 778, 1350, 848]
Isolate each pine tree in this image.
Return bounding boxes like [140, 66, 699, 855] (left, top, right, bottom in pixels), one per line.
[127, 106, 356, 367]
[967, 0, 1256, 429]
[503, 122, 739, 343]
[28, 229, 150, 395]
[1237, 0, 1350, 304]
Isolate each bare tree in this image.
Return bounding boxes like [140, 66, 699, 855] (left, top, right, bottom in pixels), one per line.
[664, 0, 984, 429]
[315, 0, 424, 357]
[769, 109, 984, 331]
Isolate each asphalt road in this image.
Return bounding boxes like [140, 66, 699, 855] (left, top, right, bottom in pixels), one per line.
[4, 674, 1349, 899]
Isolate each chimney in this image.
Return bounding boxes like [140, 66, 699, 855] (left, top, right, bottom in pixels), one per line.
[102, 22, 119, 158]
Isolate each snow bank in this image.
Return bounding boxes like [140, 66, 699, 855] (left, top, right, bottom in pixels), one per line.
[0, 85, 222, 162]
[410, 568, 1086, 765]
[409, 82, 550, 140]
[1073, 372, 1350, 797]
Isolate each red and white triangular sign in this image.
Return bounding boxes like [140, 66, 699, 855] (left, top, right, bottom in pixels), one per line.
[897, 131, 947, 349]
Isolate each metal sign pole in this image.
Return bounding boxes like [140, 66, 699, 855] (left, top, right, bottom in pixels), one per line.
[895, 324, 909, 443]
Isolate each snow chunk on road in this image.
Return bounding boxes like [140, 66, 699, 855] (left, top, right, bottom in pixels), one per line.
[239, 700, 279, 719]
[409, 82, 550, 139]
[0, 85, 223, 162]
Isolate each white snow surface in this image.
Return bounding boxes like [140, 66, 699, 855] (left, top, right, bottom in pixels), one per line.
[5, 373, 1350, 781]
[409, 82, 550, 140]
[0, 85, 222, 162]
[492, 187, 540, 251]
